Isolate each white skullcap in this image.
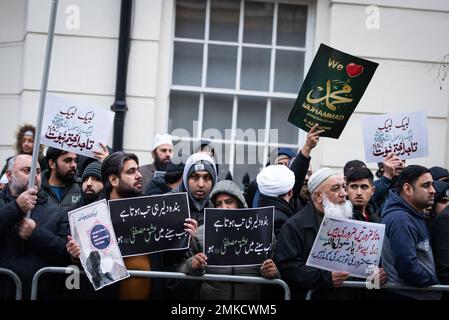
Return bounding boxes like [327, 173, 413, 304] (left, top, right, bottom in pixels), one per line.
[152, 134, 173, 151]
[308, 168, 338, 194]
[0, 173, 7, 184]
[257, 165, 295, 197]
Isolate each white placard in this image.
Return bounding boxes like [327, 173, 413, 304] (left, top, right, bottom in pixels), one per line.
[306, 216, 385, 278]
[362, 111, 428, 163]
[41, 94, 114, 158]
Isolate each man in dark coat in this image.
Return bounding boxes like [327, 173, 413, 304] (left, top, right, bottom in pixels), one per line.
[0, 154, 69, 299]
[275, 168, 351, 300]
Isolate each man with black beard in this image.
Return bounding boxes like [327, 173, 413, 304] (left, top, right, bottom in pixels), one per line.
[41, 147, 81, 208]
[79, 161, 103, 205]
[139, 134, 173, 191]
[66, 152, 197, 299]
[0, 154, 69, 299]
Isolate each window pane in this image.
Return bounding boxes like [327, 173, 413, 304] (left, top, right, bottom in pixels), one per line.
[277, 4, 307, 47]
[172, 42, 203, 86]
[203, 94, 233, 136]
[168, 91, 199, 136]
[233, 144, 262, 190]
[240, 47, 270, 91]
[270, 98, 298, 144]
[236, 96, 266, 142]
[274, 50, 305, 93]
[201, 142, 230, 181]
[175, 0, 206, 39]
[243, 1, 273, 44]
[207, 45, 237, 89]
[210, 0, 240, 42]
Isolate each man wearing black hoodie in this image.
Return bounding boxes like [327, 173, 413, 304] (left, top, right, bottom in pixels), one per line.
[381, 165, 440, 300]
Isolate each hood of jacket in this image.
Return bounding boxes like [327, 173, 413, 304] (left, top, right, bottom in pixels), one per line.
[382, 189, 427, 221]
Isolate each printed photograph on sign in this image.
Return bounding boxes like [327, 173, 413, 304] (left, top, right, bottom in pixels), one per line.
[68, 199, 129, 290]
[41, 94, 114, 158]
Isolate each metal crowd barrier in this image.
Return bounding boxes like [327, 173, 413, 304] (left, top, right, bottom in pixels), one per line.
[31, 266, 291, 300]
[0, 268, 23, 300]
[305, 281, 449, 300]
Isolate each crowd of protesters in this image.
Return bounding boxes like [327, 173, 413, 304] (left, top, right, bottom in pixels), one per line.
[1, 123, 449, 300]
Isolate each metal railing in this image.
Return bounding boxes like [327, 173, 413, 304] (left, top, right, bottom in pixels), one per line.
[305, 281, 449, 300]
[31, 266, 290, 300]
[0, 268, 23, 300]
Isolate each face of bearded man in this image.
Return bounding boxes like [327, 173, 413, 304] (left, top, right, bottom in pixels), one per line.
[322, 194, 353, 219]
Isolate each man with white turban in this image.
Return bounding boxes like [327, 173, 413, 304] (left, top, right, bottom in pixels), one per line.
[257, 164, 296, 237]
[274, 167, 352, 300]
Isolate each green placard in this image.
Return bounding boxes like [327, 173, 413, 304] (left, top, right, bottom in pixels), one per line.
[288, 44, 378, 138]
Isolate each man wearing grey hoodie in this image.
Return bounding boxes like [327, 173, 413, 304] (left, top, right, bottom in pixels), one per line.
[175, 153, 217, 226]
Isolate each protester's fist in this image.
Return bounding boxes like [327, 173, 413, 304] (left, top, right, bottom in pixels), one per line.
[184, 218, 198, 238]
[191, 253, 207, 270]
[260, 259, 279, 279]
[18, 218, 36, 240]
[331, 271, 350, 288]
[16, 187, 37, 213]
[66, 235, 81, 259]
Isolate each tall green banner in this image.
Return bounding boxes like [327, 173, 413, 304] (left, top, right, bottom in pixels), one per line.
[288, 44, 378, 138]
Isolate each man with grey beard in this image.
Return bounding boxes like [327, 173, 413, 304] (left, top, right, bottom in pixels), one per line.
[275, 168, 352, 299]
[0, 154, 69, 299]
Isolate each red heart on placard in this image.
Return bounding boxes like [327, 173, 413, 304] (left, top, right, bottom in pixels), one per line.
[346, 63, 364, 78]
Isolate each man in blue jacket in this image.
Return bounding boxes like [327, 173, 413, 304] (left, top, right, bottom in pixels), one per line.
[381, 165, 441, 300]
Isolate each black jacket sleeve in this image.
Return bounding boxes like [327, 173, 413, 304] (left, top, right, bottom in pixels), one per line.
[275, 220, 333, 290]
[0, 200, 24, 234]
[289, 151, 311, 203]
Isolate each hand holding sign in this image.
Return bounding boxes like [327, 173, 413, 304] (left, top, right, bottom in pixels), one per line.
[301, 124, 325, 157]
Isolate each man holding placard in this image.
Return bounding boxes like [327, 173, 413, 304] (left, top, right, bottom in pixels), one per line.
[178, 180, 278, 300]
[275, 168, 352, 299]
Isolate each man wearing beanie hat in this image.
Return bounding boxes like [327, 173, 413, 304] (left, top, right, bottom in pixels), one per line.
[140, 133, 174, 192]
[275, 167, 356, 300]
[429, 166, 449, 182]
[431, 180, 449, 216]
[257, 165, 296, 237]
[174, 152, 217, 226]
[177, 179, 279, 300]
[80, 161, 103, 205]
